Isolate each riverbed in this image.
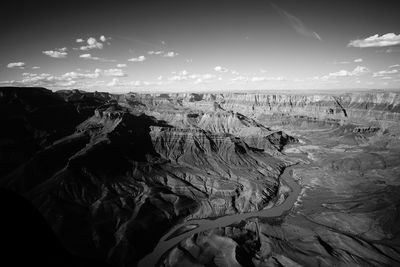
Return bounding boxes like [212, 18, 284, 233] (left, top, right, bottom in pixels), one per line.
[138, 157, 303, 267]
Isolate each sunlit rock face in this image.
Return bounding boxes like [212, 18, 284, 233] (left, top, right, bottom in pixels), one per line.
[1, 87, 400, 267]
[167, 92, 400, 127]
[157, 92, 400, 267]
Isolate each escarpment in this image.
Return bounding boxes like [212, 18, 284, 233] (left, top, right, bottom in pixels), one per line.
[1, 87, 400, 267]
[166, 92, 400, 129]
[0, 87, 296, 266]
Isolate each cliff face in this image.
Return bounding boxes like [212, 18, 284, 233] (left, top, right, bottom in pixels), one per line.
[0, 87, 297, 266]
[162, 92, 400, 129]
[1, 87, 400, 267]
[158, 92, 400, 267]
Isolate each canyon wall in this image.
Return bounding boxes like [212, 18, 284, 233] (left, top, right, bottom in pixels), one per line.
[146, 92, 400, 130]
[2, 87, 400, 266]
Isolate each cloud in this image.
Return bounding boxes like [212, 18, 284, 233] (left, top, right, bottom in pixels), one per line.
[333, 61, 350, 65]
[15, 69, 112, 88]
[76, 38, 84, 43]
[7, 62, 26, 69]
[328, 70, 353, 77]
[20, 73, 53, 83]
[17, 68, 127, 89]
[148, 50, 164, 55]
[250, 76, 285, 82]
[32, 66, 40, 70]
[373, 69, 398, 77]
[168, 75, 188, 81]
[251, 77, 266, 82]
[128, 55, 146, 62]
[353, 66, 369, 75]
[354, 58, 363, 63]
[108, 78, 119, 86]
[80, 37, 104, 50]
[163, 51, 178, 57]
[106, 78, 147, 88]
[42, 47, 68, 58]
[0, 80, 16, 85]
[79, 53, 115, 62]
[191, 73, 217, 84]
[19, 73, 72, 87]
[79, 53, 94, 59]
[147, 50, 179, 58]
[116, 63, 127, 68]
[167, 70, 216, 84]
[232, 76, 248, 82]
[348, 33, 400, 48]
[389, 64, 400, 68]
[103, 68, 126, 77]
[100, 35, 111, 42]
[7, 67, 137, 89]
[214, 66, 228, 73]
[322, 66, 369, 79]
[62, 71, 100, 79]
[169, 70, 194, 81]
[271, 3, 321, 41]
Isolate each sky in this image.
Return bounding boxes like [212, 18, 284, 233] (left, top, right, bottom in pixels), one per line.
[0, 0, 399, 92]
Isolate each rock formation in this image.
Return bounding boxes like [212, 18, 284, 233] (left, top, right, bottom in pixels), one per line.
[1, 87, 400, 266]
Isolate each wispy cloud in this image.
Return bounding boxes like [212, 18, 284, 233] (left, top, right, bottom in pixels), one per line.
[7, 62, 26, 69]
[348, 33, 400, 48]
[79, 53, 115, 62]
[10, 68, 127, 88]
[147, 50, 179, 58]
[214, 66, 228, 73]
[373, 69, 398, 77]
[332, 61, 350, 65]
[167, 70, 217, 84]
[148, 50, 164, 55]
[163, 51, 178, 58]
[103, 68, 127, 77]
[231, 76, 248, 82]
[250, 76, 284, 82]
[128, 55, 146, 62]
[62, 71, 100, 80]
[42, 47, 68, 58]
[271, 3, 322, 41]
[107, 78, 159, 88]
[321, 66, 369, 79]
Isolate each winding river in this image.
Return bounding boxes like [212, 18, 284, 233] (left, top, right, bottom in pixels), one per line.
[138, 161, 302, 267]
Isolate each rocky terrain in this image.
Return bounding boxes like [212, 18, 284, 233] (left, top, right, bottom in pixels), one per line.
[1, 87, 400, 266]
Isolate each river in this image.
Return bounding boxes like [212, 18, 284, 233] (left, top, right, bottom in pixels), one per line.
[138, 160, 303, 267]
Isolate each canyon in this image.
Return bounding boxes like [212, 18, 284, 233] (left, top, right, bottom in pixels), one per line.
[1, 87, 400, 266]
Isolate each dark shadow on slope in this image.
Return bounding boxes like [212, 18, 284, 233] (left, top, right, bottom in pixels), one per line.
[0, 188, 117, 267]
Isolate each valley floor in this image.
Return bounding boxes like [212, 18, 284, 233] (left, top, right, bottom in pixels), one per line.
[160, 121, 400, 267]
